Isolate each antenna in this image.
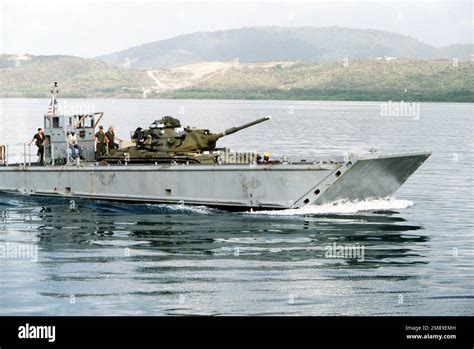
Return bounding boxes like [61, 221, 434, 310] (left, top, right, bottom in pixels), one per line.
[50, 81, 59, 115]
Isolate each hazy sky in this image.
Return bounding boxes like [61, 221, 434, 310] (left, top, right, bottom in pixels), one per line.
[1, 0, 472, 57]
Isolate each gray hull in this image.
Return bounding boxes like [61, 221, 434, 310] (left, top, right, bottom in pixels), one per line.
[0, 152, 430, 210]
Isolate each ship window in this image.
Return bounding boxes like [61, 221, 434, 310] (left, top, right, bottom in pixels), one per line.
[335, 170, 341, 177]
[165, 189, 172, 195]
[53, 117, 60, 128]
[304, 198, 309, 204]
[314, 189, 320, 195]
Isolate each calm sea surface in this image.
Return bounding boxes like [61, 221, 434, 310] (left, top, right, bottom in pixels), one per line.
[0, 99, 473, 315]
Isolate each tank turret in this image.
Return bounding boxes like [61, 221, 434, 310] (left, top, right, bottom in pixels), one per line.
[102, 115, 271, 164]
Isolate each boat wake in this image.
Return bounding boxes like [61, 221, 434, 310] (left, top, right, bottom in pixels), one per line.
[248, 198, 414, 216]
[145, 203, 216, 215]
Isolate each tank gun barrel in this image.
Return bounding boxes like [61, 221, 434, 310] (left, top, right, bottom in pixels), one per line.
[213, 115, 271, 140]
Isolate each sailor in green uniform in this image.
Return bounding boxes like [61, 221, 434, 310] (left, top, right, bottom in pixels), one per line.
[28, 128, 46, 165]
[94, 126, 107, 159]
[105, 126, 121, 153]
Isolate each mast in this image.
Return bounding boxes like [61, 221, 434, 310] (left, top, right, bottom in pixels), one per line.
[50, 81, 59, 115]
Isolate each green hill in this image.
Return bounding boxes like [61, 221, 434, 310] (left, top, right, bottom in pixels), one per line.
[159, 59, 473, 102]
[97, 26, 474, 69]
[0, 54, 472, 102]
[0, 54, 154, 98]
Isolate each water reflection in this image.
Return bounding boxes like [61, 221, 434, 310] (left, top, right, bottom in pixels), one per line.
[0, 193, 432, 315]
[2, 194, 428, 268]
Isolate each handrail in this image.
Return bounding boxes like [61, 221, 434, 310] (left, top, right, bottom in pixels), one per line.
[1, 143, 34, 167]
[0, 145, 6, 165]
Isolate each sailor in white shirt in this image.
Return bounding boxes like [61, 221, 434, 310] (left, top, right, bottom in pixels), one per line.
[67, 131, 84, 159]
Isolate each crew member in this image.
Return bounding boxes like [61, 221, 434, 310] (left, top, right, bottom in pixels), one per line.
[94, 126, 107, 159]
[263, 151, 270, 162]
[29, 128, 46, 165]
[105, 126, 121, 152]
[68, 131, 83, 160]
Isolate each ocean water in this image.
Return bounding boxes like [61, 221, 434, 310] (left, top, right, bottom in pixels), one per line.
[0, 99, 473, 315]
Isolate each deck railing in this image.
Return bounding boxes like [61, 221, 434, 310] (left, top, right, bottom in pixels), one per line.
[0, 143, 34, 167]
[0, 145, 6, 165]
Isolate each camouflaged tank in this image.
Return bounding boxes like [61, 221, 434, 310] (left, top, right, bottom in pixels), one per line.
[101, 115, 271, 164]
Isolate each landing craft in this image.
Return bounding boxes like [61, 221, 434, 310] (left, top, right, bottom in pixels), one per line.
[0, 83, 431, 210]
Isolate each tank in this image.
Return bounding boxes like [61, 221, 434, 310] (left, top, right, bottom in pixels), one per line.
[101, 115, 271, 164]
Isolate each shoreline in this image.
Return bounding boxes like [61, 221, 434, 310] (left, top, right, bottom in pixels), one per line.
[1, 96, 473, 104]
